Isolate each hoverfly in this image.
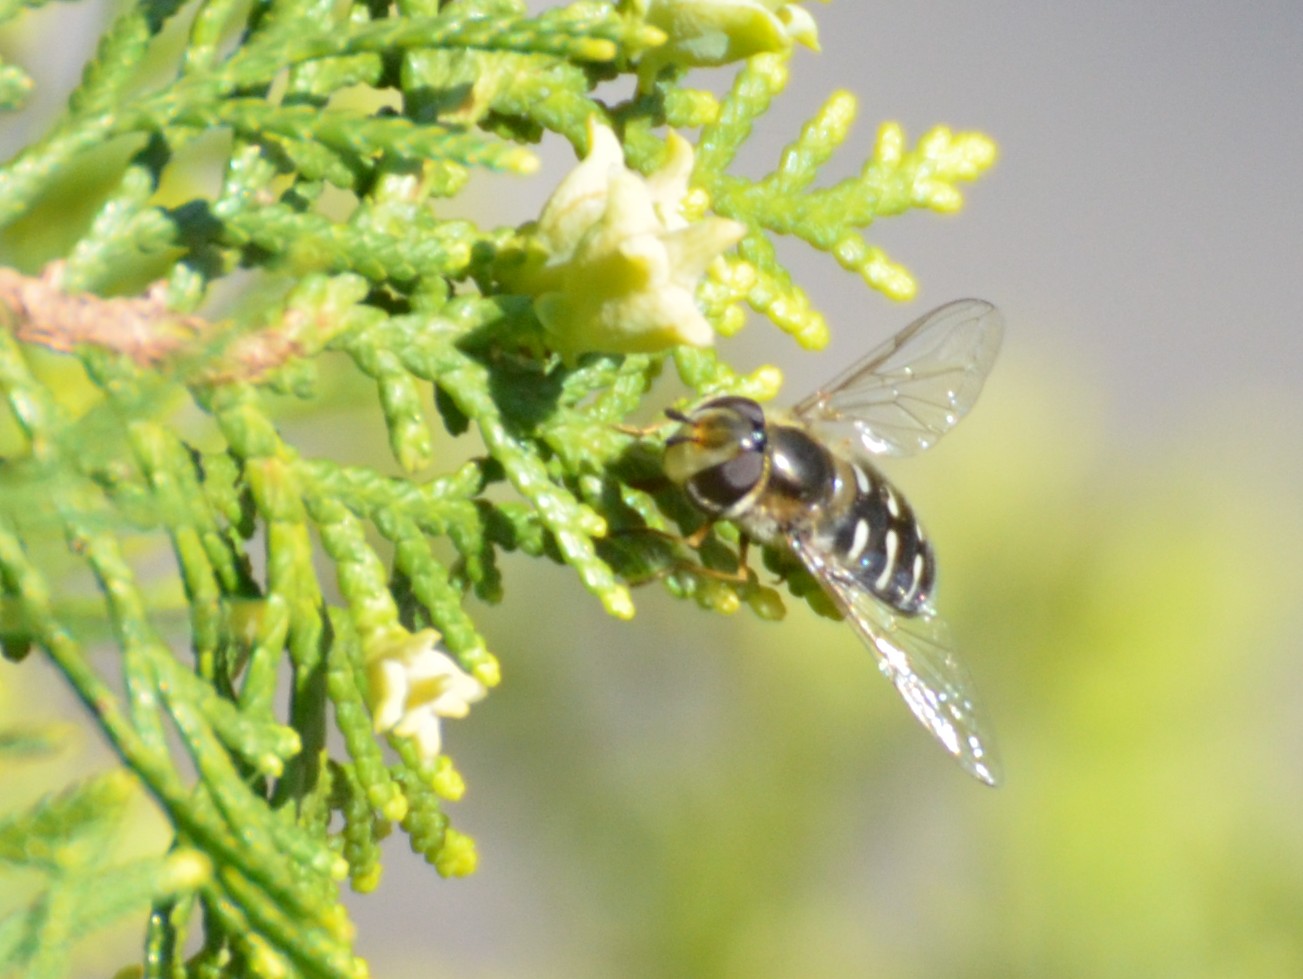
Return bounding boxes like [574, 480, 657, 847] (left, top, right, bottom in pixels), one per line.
[663, 299, 1004, 785]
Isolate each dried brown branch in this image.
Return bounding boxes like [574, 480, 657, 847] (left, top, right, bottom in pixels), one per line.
[0, 263, 208, 366]
[0, 263, 311, 383]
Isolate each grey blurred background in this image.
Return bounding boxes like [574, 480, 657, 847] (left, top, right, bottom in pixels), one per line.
[5, 1, 1303, 977]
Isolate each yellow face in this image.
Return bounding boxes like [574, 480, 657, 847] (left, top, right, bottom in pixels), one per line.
[663, 397, 770, 516]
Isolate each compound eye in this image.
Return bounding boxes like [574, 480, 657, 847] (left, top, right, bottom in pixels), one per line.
[705, 396, 766, 431]
[688, 449, 765, 513]
[679, 397, 765, 452]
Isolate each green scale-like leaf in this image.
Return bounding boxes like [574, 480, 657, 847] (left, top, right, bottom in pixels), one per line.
[0, 0, 998, 971]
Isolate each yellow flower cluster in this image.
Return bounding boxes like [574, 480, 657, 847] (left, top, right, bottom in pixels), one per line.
[508, 118, 745, 361]
[365, 628, 487, 762]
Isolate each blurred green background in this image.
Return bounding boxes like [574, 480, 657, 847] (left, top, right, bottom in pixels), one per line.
[4, 1, 1303, 977]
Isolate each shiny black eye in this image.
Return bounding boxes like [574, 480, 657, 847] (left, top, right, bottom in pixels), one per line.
[692, 397, 766, 451]
[698, 396, 766, 429]
[687, 450, 766, 514]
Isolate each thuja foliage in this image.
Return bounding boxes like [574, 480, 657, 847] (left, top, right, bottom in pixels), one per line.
[0, 0, 996, 974]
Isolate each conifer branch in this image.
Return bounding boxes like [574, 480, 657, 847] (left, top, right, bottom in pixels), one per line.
[0, 0, 997, 973]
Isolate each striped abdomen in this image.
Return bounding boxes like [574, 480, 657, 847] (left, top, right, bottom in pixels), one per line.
[816, 459, 935, 615]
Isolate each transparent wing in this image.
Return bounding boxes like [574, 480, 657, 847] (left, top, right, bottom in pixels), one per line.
[792, 535, 1002, 786]
[791, 299, 1003, 457]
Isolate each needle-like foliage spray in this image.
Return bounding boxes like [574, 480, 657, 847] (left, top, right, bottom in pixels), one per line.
[0, 0, 995, 973]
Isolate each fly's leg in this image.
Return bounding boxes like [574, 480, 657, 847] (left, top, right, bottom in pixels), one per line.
[606, 524, 754, 586]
